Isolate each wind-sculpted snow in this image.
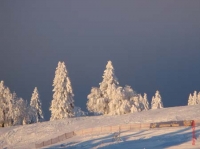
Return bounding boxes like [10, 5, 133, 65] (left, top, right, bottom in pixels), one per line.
[0, 105, 200, 149]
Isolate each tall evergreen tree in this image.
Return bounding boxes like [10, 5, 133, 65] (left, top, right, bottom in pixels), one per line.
[143, 93, 149, 110]
[197, 92, 200, 104]
[188, 91, 199, 105]
[100, 61, 120, 114]
[50, 61, 74, 120]
[188, 93, 194, 105]
[13, 98, 26, 125]
[30, 87, 44, 122]
[0, 81, 14, 126]
[193, 91, 198, 105]
[151, 90, 164, 109]
[139, 93, 149, 111]
[99, 61, 119, 100]
[108, 86, 125, 115]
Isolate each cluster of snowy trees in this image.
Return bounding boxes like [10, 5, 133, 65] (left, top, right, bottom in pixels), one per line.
[4, 60, 200, 124]
[1, 60, 165, 126]
[188, 91, 200, 105]
[0, 81, 44, 127]
[49, 61, 164, 119]
[87, 61, 164, 115]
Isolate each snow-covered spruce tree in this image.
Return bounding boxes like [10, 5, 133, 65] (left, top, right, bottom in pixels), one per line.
[130, 95, 141, 112]
[30, 87, 44, 122]
[13, 98, 33, 125]
[0, 81, 15, 127]
[99, 61, 120, 114]
[0, 81, 7, 126]
[138, 94, 145, 111]
[124, 85, 137, 100]
[123, 85, 140, 113]
[115, 87, 132, 115]
[197, 92, 200, 104]
[151, 90, 164, 109]
[12, 98, 25, 125]
[73, 106, 87, 117]
[108, 86, 125, 115]
[188, 93, 194, 105]
[18, 100, 34, 125]
[193, 91, 198, 105]
[139, 93, 149, 111]
[50, 61, 74, 121]
[188, 91, 199, 105]
[99, 61, 119, 100]
[87, 87, 108, 115]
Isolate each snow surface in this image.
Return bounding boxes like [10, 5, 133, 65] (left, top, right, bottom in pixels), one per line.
[0, 105, 200, 149]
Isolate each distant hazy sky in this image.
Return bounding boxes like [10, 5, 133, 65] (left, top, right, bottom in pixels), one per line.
[1, 0, 200, 120]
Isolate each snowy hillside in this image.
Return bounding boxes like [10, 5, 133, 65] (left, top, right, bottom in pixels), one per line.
[0, 105, 200, 149]
[49, 126, 200, 149]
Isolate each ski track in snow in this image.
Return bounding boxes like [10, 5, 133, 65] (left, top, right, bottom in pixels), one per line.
[0, 105, 200, 149]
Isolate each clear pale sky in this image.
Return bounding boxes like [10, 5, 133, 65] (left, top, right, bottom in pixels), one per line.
[1, 0, 200, 120]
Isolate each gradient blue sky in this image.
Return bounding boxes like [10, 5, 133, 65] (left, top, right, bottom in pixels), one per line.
[1, 0, 200, 120]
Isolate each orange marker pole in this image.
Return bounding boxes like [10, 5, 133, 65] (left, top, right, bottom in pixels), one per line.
[192, 120, 196, 145]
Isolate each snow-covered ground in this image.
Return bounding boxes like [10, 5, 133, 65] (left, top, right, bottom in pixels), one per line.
[49, 127, 200, 149]
[0, 105, 200, 149]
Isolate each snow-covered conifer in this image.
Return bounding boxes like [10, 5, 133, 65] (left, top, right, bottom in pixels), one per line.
[13, 98, 28, 125]
[30, 87, 44, 122]
[0, 81, 15, 126]
[140, 93, 149, 111]
[193, 91, 198, 105]
[108, 86, 125, 115]
[0, 81, 7, 124]
[99, 61, 119, 100]
[130, 95, 141, 112]
[50, 62, 74, 120]
[123, 86, 141, 113]
[151, 90, 163, 109]
[99, 61, 121, 114]
[188, 91, 199, 105]
[124, 85, 136, 100]
[130, 105, 138, 113]
[87, 87, 99, 113]
[18, 100, 34, 125]
[138, 94, 145, 111]
[73, 106, 87, 117]
[188, 93, 194, 105]
[119, 99, 131, 115]
[87, 87, 108, 115]
[197, 92, 200, 104]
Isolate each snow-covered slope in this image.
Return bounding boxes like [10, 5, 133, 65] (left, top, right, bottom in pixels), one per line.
[0, 105, 200, 149]
[49, 126, 200, 149]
